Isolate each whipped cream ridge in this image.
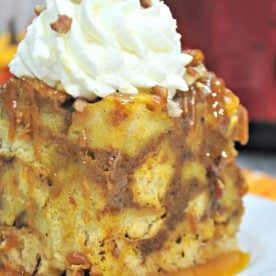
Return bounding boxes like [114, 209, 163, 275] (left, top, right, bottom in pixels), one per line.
[9, 0, 192, 108]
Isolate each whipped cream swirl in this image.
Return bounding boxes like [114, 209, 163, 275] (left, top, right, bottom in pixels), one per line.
[9, 0, 192, 103]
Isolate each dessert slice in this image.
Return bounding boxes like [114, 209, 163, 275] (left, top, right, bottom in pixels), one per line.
[0, 0, 248, 275]
[0, 50, 248, 275]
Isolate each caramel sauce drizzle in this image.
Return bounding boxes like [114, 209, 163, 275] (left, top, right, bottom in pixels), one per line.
[21, 85, 32, 140]
[4, 77, 69, 147]
[182, 86, 197, 126]
[110, 101, 129, 126]
[3, 78, 42, 158]
[5, 232, 18, 252]
[33, 78, 69, 107]
[28, 84, 42, 160]
[208, 77, 225, 120]
[81, 179, 92, 224]
[23, 166, 36, 226]
[4, 78, 18, 140]
[14, 79, 42, 160]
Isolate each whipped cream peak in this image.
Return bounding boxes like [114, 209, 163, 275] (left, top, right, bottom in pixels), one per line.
[9, 0, 192, 104]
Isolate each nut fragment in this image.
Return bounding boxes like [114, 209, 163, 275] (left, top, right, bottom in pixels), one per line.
[55, 81, 64, 91]
[50, 15, 73, 34]
[34, 5, 46, 16]
[146, 86, 168, 113]
[73, 99, 88, 112]
[185, 49, 205, 66]
[140, 0, 152, 8]
[152, 86, 168, 99]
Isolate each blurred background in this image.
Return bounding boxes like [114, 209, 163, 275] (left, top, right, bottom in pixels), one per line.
[0, 0, 275, 175]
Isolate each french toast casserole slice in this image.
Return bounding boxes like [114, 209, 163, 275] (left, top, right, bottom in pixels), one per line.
[0, 51, 248, 275]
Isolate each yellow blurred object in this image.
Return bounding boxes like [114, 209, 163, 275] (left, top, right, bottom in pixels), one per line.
[243, 170, 276, 201]
[0, 33, 24, 69]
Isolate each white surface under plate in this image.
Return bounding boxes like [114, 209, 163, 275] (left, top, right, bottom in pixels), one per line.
[238, 195, 276, 276]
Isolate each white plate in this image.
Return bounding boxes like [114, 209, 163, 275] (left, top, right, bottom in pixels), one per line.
[238, 195, 276, 276]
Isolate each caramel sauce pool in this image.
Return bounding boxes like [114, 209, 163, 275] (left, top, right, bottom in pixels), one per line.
[163, 251, 250, 276]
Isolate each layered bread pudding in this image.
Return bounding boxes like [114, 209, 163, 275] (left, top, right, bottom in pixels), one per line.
[0, 0, 248, 275]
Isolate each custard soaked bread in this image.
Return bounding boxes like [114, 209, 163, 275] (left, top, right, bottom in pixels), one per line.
[0, 49, 248, 275]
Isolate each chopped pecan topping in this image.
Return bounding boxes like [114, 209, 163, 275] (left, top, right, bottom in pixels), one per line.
[152, 86, 168, 99]
[185, 49, 205, 66]
[73, 99, 88, 112]
[140, 0, 152, 8]
[55, 81, 64, 91]
[187, 212, 197, 233]
[34, 5, 46, 16]
[233, 105, 249, 145]
[145, 86, 168, 113]
[50, 15, 73, 34]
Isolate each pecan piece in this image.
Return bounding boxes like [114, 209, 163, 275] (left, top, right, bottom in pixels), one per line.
[152, 86, 168, 99]
[73, 99, 88, 112]
[50, 15, 73, 34]
[34, 5, 46, 16]
[140, 0, 152, 9]
[185, 49, 205, 66]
